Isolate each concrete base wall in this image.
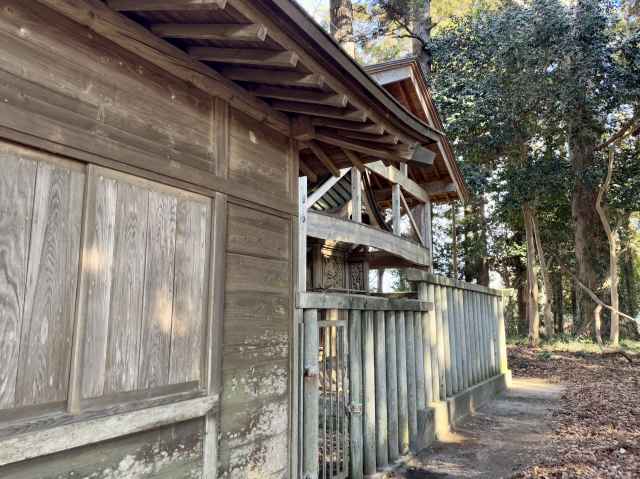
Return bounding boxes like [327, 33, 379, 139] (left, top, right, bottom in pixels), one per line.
[447, 372, 512, 426]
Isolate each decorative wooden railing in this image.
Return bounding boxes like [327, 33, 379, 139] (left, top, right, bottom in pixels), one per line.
[298, 275, 509, 479]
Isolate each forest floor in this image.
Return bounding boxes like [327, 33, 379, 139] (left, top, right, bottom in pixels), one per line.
[387, 342, 640, 479]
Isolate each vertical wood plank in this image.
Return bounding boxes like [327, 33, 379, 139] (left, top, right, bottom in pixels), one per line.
[351, 167, 362, 223]
[405, 312, 418, 451]
[414, 313, 426, 413]
[374, 310, 388, 468]
[385, 311, 399, 462]
[103, 182, 148, 394]
[17, 159, 84, 406]
[215, 97, 229, 179]
[443, 287, 453, 398]
[349, 309, 364, 479]
[0, 149, 36, 408]
[362, 310, 377, 475]
[302, 308, 319, 479]
[139, 191, 177, 389]
[420, 284, 433, 405]
[429, 288, 440, 402]
[466, 291, 477, 386]
[490, 296, 499, 376]
[80, 172, 117, 399]
[295, 175, 306, 479]
[481, 294, 490, 379]
[392, 184, 401, 235]
[497, 295, 508, 373]
[436, 285, 447, 400]
[455, 288, 467, 391]
[203, 193, 226, 479]
[396, 311, 409, 455]
[446, 287, 458, 396]
[169, 198, 210, 384]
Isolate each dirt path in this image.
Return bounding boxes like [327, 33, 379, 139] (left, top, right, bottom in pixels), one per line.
[388, 378, 564, 479]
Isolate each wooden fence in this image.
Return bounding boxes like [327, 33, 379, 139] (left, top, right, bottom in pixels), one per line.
[297, 273, 508, 479]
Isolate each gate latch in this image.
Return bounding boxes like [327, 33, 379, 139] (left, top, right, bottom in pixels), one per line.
[347, 403, 362, 415]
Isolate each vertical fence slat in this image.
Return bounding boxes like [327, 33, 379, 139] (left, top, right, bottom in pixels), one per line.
[303, 308, 319, 479]
[349, 309, 363, 479]
[374, 311, 388, 468]
[430, 290, 440, 402]
[491, 296, 499, 375]
[444, 287, 455, 397]
[362, 311, 377, 475]
[415, 313, 427, 413]
[448, 287, 459, 395]
[471, 292, 481, 385]
[456, 289, 467, 391]
[419, 283, 433, 405]
[385, 311, 399, 462]
[396, 312, 409, 455]
[483, 295, 491, 379]
[436, 285, 447, 401]
[497, 295, 508, 374]
[405, 312, 418, 451]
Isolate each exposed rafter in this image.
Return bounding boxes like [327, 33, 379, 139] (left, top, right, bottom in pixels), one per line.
[252, 86, 348, 108]
[304, 141, 341, 177]
[221, 67, 324, 88]
[312, 117, 385, 135]
[365, 161, 429, 203]
[151, 23, 268, 42]
[188, 47, 299, 68]
[271, 101, 366, 122]
[108, 0, 227, 10]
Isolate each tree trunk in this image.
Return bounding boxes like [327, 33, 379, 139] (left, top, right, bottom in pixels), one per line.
[531, 212, 554, 337]
[594, 304, 604, 345]
[517, 265, 528, 336]
[411, 0, 432, 74]
[523, 204, 540, 346]
[596, 148, 620, 345]
[552, 270, 564, 334]
[330, 0, 356, 57]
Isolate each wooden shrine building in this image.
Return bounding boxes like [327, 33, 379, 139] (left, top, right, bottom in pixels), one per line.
[0, 2, 509, 479]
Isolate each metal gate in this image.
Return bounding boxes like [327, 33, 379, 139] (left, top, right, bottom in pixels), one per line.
[318, 317, 349, 479]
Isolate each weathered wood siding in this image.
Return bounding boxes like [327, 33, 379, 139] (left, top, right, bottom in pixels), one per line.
[0, 3, 296, 478]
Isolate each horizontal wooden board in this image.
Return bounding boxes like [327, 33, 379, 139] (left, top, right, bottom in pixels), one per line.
[227, 204, 290, 260]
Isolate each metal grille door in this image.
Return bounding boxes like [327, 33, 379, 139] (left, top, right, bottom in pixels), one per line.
[318, 317, 349, 479]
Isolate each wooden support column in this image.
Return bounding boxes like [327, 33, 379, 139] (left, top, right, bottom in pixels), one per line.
[385, 311, 400, 462]
[436, 286, 447, 400]
[419, 283, 433, 404]
[467, 291, 478, 386]
[296, 176, 307, 479]
[482, 295, 491, 379]
[349, 309, 364, 479]
[351, 167, 362, 223]
[414, 313, 427, 412]
[362, 311, 377, 475]
[392, 183, 401, 235]
[396, 312, 409, 455]
[405, 312, 418, 451]
[429, 288, 440, 402]
[456, 288, 468, 391]
[490, 297, 499, 376]
[374, 311, 389, 468]
[302, 308, 319, 479]
[442, 287, 453, 398]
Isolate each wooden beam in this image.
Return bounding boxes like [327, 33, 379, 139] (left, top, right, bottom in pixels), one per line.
[291, 116, 316, 142]
[253, 86, 348, 108]
[151, 23, 267, 41]
[108, 0, 227, 10]
[298, 159, 318, 183]
[400, 190, 425, 246]
[306, 167, 350, 207]
[271, 100, 366, 122]
[312, 117, 385, 135]
[307, 211, 430, 267]
[342, 148, 366, 172]
[305, 141, 341, 177]
[36, 0, 289, 133]
[365, 161, 429, 204]
[297, 292, 432, 312]
[425, 181, 456, 196]
[409, 145, 436, 166]
[0, 396, 216, 466]
[221, 67, 324, 88]
[392, 183, 401, 235]
[339, 130, 399, 145]
[351, 166, 362, 223]
[188, 47, 299, 68]
[315, 132, 405, 163]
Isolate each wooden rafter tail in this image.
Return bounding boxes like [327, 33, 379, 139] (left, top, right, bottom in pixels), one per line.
[151, 23, 268, 42]
[312, 117, 385, 135]
[271, 101, 367, 122]
[188, 47, 299, 68]
[221, 67, 324, 88]
[253, 86, 348, 108]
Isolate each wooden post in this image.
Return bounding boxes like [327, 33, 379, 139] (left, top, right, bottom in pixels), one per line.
[385, 311, 400, 462]
[419, 283, 433, 404]
[490, 296, 498, 376]
[392, 183, 401, 235]
[477, 294, 486, 381]
[374, 310, 389, 468]
[470, 291, 480, 385]
[349, 309, 364, 479]
[351, 167, 362, 223]
[396, 312, 409, 455]
[405, 312, 418, 451]
[436, 285, 447, 400]
[482, 294, 491, 379]
[362, 311, 377, 475]
[303, 308, 319, 479]
[457, 288, 469, 391]
[429, 287, 440, 402]
[447, 287, 459, 395]
[443, 287, 454, 398]
[296, 176, 307, 479]
[414, 313, 427, 413]
[497, 295, 508, 374]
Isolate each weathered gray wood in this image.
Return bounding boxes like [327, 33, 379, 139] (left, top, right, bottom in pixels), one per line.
[362, 311, 377, 474]
[0, 145, 37, 409]
[436, 285, 447, 400]
[81, 172, 117, 399]
[302, 308, 319, 479]
[305, 168, 350, 208]
[490, 296, 499, 376]
[445, 286, 459, 397]
[466, 291, 477, 386]
[414, 313, 426, 413]
[109, 0, 228, 11]
[481, 294, 491, 380]
[351, 167, 362, 223]
[103, 181, 149, 395]
[139, 191, 177, 389]
[406, 270, 504, 297]
[349, 309, 364, 479]
[296, 291, 432, 312]
[443, 287, 454, 398]
[169, 198, 210, 384]
[189, 47, 299, 68]
[17, 158, 85, 407]
[374, 310, 388, 468]
[307, 211, 430, 267]
[392, 183, 401, 235]
[385, 311, 399, 462]
[429, 286, 440, 402]
[419, 284, 433, 404]
[0, 395, 215, 466]
[405, 312, 418, 451]
[366, 161, 429, 205]
[396, 312, 409, 455]
[455, 288, 467, 391]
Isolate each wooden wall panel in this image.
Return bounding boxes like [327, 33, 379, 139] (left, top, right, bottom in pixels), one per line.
[220, 205, 292, 479]
[79, 169, 212, 399]
[0, 418, 204, 479]
[13, 151, 85, 408]
[230, 110, 291, 201]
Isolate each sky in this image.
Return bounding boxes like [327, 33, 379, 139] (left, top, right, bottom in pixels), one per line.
[295, 0, 327, 22]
